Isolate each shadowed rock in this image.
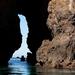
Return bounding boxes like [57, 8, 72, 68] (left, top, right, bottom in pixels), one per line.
[0, 0, 51, 65]
[0, 0, 22, 65]
[21, 56, 25, 61]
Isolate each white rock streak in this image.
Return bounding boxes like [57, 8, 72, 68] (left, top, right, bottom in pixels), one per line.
[69, 0, 73, 11]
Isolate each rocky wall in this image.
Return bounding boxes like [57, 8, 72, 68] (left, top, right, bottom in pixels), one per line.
[36, 0, 75, 68]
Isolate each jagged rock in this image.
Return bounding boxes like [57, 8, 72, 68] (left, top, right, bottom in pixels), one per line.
[36, 0, 75, 68]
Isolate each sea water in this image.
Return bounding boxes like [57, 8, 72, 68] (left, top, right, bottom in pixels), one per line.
[0, 58, 75, 75]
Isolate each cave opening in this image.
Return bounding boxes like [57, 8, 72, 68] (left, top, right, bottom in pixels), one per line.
[7, 0, 52, 65]
[11, 14, 31, 59]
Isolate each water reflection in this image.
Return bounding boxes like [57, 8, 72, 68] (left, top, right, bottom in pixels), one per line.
[36, 68, 75, 75]
[8, 58, 36, 75]
[0, 58, 75, 75]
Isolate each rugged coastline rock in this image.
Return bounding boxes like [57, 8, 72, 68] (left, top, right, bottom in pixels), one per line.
[1, 0, 75, 68]
[36, 0, 75, 68]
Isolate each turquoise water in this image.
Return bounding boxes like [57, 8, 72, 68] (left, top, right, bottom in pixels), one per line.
[0, 58, 75, 75]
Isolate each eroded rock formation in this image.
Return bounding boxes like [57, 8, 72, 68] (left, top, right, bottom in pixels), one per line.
[1, 0, 75, 68]
[36, 0, 75, 68]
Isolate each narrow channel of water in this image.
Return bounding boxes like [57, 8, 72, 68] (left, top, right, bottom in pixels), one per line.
[0, 58, 75, 75]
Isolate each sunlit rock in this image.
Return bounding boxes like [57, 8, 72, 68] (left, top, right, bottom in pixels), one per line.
[36, 0, 75, 68]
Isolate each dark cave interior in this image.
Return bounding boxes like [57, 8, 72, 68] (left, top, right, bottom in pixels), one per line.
[0, 0, 52, 65]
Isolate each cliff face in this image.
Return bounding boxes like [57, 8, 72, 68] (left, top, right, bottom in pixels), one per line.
[36, 0, 75, 68]
[1, 0, 75, 68]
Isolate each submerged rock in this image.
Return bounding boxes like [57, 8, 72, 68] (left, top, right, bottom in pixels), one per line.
[36, 0, 75, 68]
[21, 56, 25, 61]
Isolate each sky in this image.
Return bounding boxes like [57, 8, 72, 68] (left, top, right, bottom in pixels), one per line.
[12, 14, 31, 58]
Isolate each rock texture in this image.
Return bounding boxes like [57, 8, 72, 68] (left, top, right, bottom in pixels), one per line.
[1, 0, 75, 68]
[36, 0, 75, 68]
